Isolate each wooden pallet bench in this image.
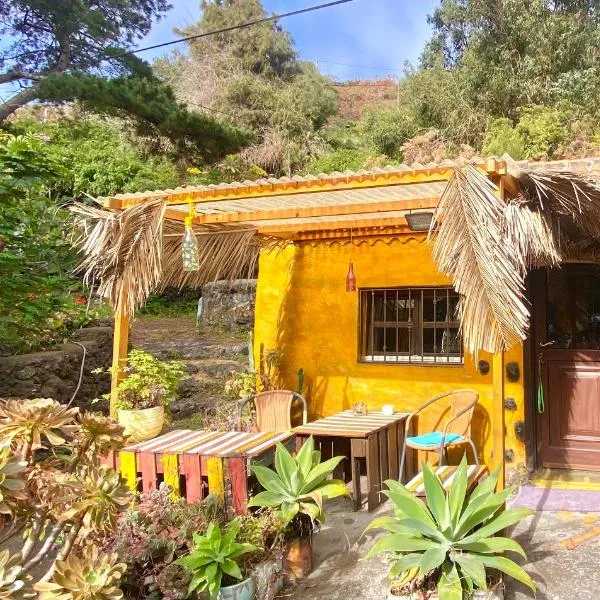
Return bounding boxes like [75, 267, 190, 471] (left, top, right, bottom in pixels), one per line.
[104, 429, 293, 514]
[405, 464, 488, 497]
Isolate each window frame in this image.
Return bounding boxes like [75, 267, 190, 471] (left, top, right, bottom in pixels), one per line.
[357, 286, 464, 366]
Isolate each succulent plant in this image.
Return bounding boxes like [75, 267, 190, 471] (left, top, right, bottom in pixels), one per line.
[69, 465, 132, 534]
[34, 545, 126, 600]
[74, 413, 128, 461]
[0, 399, 79, 456]
[0, 550, 25, 598]
[248, 436, 349, 529]
[0, 447, 27, 518]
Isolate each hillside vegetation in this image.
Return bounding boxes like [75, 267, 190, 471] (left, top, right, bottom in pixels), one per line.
[4, 0, 600, 353]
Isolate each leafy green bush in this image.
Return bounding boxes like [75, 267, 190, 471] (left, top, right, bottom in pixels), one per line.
[175, 520, 258, 598]
[357, 107, 418, 159]
[248, 436, 349, 533]
[0, 133, 100, 356]
[365, 457, 535, 598]
[104, 350, 186, 413]
[308, 148, 373, 174]
[483, 118, 526, 159]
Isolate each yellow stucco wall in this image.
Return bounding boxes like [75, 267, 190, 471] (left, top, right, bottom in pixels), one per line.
[254, 234, 526, 471]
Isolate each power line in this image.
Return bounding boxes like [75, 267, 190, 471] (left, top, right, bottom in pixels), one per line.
[114, 0, 355, 58]
[311, 58, 403, 73]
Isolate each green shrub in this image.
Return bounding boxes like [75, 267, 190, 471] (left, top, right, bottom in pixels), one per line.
[483, 118, 526, 159]
[365, 457, 535, 598]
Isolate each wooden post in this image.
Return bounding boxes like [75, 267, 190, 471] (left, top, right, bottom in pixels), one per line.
[110, 302, 130, 418]
[492, 351, 505, 490]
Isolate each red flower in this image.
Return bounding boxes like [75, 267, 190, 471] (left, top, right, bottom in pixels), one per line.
[75, 296, 87, 304]
[27, 293, 37, 300]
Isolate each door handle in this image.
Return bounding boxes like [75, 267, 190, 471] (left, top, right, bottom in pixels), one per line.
[540, 340, 555, 348]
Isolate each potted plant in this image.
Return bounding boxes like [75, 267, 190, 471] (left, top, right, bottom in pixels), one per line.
[108, 349, 185, 442]
[247, 436, 349, 582]
[175, 519, 258, 600]
[365, 457, 535, 599]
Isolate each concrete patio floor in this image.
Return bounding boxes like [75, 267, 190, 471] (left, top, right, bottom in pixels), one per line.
[283, 495, 600, 599]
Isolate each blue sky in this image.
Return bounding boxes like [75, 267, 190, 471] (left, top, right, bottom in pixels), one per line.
[138, 0, 439, 80]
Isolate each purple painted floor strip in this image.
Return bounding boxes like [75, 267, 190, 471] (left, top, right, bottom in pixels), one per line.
[509, 485, 600, 512]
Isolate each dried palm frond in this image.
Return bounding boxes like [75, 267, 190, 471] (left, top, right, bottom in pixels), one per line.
[431, 165, 530, 355]
[515, 169, 600, 239]
[160, 220, 261, 290]
[70, 199, 166, 317]
[502, 200, 561, 270]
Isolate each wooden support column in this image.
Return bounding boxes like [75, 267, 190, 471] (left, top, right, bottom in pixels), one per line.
[110, 301, 130, 418]
[492, 351, 506, 490]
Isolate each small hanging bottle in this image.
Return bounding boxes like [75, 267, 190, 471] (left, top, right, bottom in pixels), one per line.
[182, 203, 199, 272]
[346, 262, 356, 292]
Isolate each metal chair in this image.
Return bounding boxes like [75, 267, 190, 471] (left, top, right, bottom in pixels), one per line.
[399, 389, 479, 481]
[236, 390, 307, 431]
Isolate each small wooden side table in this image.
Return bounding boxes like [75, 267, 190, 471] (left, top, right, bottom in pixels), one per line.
[294, 410, 414, 511]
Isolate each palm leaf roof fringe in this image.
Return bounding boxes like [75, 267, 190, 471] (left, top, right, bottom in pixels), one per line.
[431, 164, 600, 356]
[70, 199, 262, 317]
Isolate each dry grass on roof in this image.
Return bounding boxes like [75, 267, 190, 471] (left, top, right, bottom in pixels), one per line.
[431, 163, 600, 355]
[70, 200, 274, 317]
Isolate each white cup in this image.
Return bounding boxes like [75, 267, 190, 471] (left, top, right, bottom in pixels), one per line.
[382, 404, 394, 416]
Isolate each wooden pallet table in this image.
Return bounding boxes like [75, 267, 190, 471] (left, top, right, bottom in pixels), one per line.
[406, 464, 489, 497]
[107, 429, 293, 514]
[293, 410, 413, 512]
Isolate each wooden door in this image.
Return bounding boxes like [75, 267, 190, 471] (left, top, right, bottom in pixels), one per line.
[538, 264, 600, 470]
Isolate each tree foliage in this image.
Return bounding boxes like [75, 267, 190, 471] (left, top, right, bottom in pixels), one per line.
[156, 0, 338, 175]
[0, 133, 92, 355]
[0, 0, 248, 162]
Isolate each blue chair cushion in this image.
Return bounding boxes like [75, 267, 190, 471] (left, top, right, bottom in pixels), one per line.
[407, 432, 464, 448]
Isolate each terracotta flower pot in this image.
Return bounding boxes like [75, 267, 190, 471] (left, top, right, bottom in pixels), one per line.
[117, 405, 164, 443]
[283, 535, 313, 583]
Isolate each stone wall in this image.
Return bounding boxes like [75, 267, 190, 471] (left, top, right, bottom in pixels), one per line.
[0, 324, 113, 411]
[200, 279, 257, 329]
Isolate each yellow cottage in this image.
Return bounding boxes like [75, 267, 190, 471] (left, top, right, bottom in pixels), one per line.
[87, 155, 600, 487]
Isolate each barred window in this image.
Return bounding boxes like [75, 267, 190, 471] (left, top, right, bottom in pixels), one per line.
[359, 287, 463, 365]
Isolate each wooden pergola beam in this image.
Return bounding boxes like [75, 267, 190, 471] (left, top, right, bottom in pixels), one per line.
[256, 214, 412, 235]
[177, 197, 439, 226]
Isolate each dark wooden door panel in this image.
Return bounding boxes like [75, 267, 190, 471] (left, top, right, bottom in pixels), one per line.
[544, 352, 600, 470]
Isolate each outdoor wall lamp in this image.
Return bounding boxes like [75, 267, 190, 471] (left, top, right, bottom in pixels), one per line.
[406, 210, 435, 232]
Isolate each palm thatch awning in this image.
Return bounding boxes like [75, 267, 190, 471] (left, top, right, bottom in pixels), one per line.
[72, 155, 600, 356]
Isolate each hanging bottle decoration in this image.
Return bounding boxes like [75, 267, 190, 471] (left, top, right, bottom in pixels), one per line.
[346, 262, 357, 292]
[182, 200, 200, 272]
[346, 227, 357, 292]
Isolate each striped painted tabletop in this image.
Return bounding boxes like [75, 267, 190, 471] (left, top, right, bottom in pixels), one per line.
[123, 429, 292, 458]
[406, 464, 488, 496]
[293, 410, 409, 438]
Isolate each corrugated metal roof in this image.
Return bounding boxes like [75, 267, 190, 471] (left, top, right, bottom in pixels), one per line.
[101, 155, 600, 209]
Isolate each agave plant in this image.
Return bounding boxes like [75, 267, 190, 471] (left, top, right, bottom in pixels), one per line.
[248, 436, 349, 529]
[0, 399, 79, 459]
[366, 456, 535, 599]
[68, 465, 132, 534]
[0, 550, 25, 598]
[34, 545, 126, 600]
[0, 447, 27, 518]
[175, 519, 257, 599]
